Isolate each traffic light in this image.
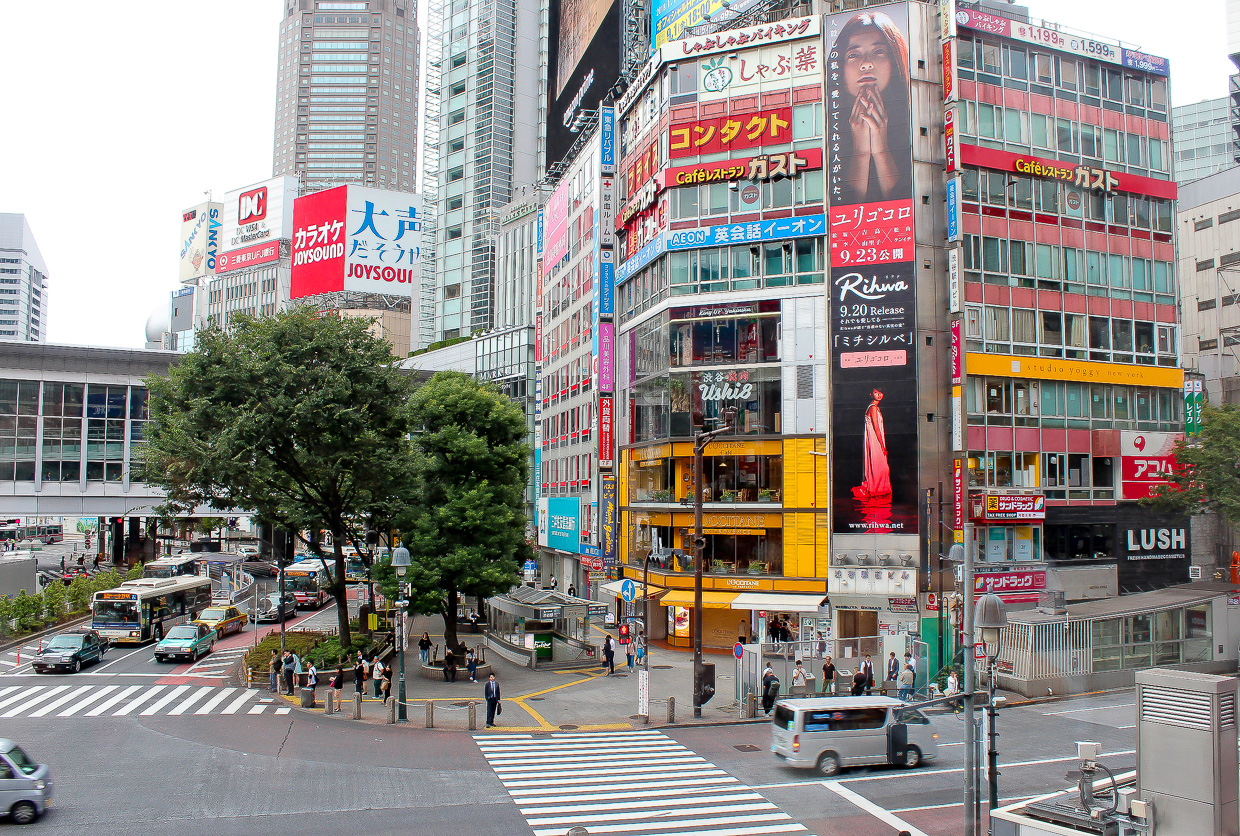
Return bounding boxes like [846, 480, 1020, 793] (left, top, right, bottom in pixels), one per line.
[618, 623, 631, 645]
[696, 661, 716, 705]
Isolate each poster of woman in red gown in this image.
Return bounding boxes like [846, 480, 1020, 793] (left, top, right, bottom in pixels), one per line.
[852, 389, 891, 500]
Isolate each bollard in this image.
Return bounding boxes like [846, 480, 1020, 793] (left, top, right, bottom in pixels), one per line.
[667, 695, 675, 724]
[468, 701, 477, 731]
[325, 690, 336, 715]
[352, 692, 362, 720]
[425, 699, 434, 728]
[386, 698, 396, 724]
[746, 693, 757, 719]
[300, 687, 316, 709]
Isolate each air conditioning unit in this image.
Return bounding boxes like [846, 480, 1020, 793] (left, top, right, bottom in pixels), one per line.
[1037, 590, 1066, 615]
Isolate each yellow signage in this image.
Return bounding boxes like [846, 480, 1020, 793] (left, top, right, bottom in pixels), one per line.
[629, 443, 673, 462]
[966, 353, 1183, 389]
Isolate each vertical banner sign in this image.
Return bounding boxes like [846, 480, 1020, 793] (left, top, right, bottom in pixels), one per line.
[948, 247, 961, 313]
[951, 321, 963, 451]
[942, 39, 958, 103]
[600, 106, 616, 174]
[946, 175, 961, 242]
[599, 396, 615, 470]
[951, 320, 962, 385]
[952, 458, 964, 544]
[827, 5, 919, 536]
[939, 0, 957, 40]
[1192, 379, 1204, 434]
[1183, 381, 1195, 434]
[944, 107, 958, 174]
[601, 476, 617, 567]
[534, 372, 543, 498]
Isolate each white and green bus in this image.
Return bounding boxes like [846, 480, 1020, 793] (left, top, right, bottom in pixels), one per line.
[91, 576, 214, 644]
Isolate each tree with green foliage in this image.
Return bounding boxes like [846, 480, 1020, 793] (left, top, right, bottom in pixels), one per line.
[139, 308, 415, 646]
[42, 580, 66, 623]
[125, 563, 144, 581]
[1145, 404, 1240, 525]
[67, 575, 92, 614]
[392, 371, 531, 654]
[0, 596, 12, 637]
[11, 590, 41, 632]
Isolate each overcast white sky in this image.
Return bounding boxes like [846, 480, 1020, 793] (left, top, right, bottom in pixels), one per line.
[0, 0, 1232, 349]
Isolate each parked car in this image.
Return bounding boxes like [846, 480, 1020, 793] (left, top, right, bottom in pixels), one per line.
[0, 740, 51, 824]
[255, 592, 298, 623]
[194, 605, 247, 639]
[154, 623, 216, 663]
[241, 559, 278, 578]
[32, 629, 107, 674]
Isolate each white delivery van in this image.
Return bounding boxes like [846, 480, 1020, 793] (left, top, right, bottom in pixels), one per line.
[770, 696, 938, 776]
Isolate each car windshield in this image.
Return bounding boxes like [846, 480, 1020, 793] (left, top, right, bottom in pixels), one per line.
[6, 746, 38, 775]
[166, 626, 199, 640]
[200, 608, 227, 620]
[47, 635, 83, 650]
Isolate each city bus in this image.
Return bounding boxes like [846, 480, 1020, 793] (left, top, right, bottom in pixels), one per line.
[142, 553, 201, 578]
[27, 524, 62, 544]
[91, 576, 214, 644]
[284, 559, 332, 609]
[0, 525, 24, 547]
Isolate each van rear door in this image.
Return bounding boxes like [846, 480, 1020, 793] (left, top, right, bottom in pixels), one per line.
[771, 704, 795, 755]
[887, 721, 908, 764]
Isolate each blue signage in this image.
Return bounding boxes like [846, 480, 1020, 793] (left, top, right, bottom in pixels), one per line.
[668, 214, 826, 251]
[946, 176, 961, 243]
[579, 544, 601, 558]
[537, 208, 544, 256]
[546, 497, 580, 554]
[620, 578, 636, 603]
[617, 233, 667, 284]
[1121, 49, 1169, 77]
[600, 106, 616, 172]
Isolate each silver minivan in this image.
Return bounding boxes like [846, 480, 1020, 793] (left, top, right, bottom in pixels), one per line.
[0, 739, 52, 824]
[770, 696, 938, 776]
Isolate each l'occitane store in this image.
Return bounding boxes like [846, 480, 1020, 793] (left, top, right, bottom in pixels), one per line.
[616, 437, 831, 649]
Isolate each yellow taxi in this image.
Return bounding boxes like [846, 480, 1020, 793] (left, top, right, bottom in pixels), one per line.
[194, 605, 248, 639]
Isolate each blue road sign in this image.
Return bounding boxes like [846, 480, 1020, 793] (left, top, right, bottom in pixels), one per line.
[621, 579, 637, 603]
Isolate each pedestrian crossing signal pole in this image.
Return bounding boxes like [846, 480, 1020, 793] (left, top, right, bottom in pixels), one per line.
[693, 408, 734, 719]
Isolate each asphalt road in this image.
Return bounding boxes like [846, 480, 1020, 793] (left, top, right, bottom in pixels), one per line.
[1, 661, 1141, 836]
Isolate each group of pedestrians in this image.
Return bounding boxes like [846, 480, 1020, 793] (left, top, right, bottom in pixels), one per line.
[268, 649, 316, 697]
[766, 617, 796, 651]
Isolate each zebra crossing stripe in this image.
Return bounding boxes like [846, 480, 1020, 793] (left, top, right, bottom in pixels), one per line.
[140, 685, 191, 716]
[0, 686, 46, 713]
[85, 685, 142, 716]
[114, 685, 167, 716]
[58, 684, 120, 717]
[194, 687, 236, 715]
[2, 685, 69, 717]
[28, 685, 93, 717]
[168, 686, 215, 715]
[221, 688, 258, 714]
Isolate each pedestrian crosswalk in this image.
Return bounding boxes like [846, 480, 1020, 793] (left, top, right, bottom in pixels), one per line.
[0, 684, 285, 719]
[474, 729, 814, 836]
[184, 646, 251, 678]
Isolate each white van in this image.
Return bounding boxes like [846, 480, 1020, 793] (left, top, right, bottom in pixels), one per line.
[0, 739, 52, 824]
[770, 696, 938, 776]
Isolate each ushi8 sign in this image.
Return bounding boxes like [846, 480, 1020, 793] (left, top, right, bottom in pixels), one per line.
[291, 186, 424, 300]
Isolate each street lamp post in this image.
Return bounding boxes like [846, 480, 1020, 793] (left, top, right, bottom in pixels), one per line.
[976, 592, 1009, 823]
[391, 545, 411, 722]
[692, 408, 735, 719]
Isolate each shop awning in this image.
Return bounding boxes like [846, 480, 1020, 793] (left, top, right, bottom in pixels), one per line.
[660, 589, 738, 609]
[729, 592, 828, 612]
[599, 579, 664, 600]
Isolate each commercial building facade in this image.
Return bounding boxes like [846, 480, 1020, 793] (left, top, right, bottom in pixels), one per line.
[1172, 97, 1236, 185]
[0, 214, 49, 344]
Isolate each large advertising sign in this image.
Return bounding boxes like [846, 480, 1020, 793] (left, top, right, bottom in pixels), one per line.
[219, 176, 297, 260]
[216, 241, 280, 273]
[549, 0, 620, 167]
[1120, 431, 1182, 500]
[827, 5, 918, 536]
[669, 214, 826, 250]
[599, 396, 614, 470]
[656, 1, 794, 52]
[696, 37, 822, 101]
[545, 496, 581, 553]
[601, 476, 617, 567]
[543, 178, 571, 268]
[970, 493, 1046, 522]
[290, 186, 424, 299]
[960, 145, 1178, 200]
[179, 202, 222, 282]
[669, 107, 793, 159]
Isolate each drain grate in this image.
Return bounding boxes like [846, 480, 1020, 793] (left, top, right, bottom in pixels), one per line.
[451, 701, 471, 707]
[652, 665, 674, 670]
[558, 724, 580, 730]
[733, 744, 761, 752]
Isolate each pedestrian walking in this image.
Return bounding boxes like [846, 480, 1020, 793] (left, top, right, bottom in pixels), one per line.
[484, 673, 502, 727]
[372, 656, 384, 698]
[821, 656, 836, 694]
[268, 651, 280, 694]
[549, 575, 557, 590]
[897, 664, 914, 701]
[60, 555, 65, 572]
[761, 664, 780, 715]
[353, 657, 366, 695]
[859, 654, 875, 695]
[292, 652, 304, 693]
[886, 652, 900, 684]
[767, 618, 779, 650]
[792, 660, 808, 694]
[92, 554, 99, 571]
[945, 669, 961, 712]
[625, 640, 635, 672]
[636, 630, 647, 665]
[815, 631, 826, 660]
[465, 647, 478, 683]
[418, 632, 432, 665]
[307, 663, 318, 694]
[603, 634, 615, 675]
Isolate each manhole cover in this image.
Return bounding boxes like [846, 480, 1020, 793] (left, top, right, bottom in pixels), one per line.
[733, 744, 760, 752]
[528, 697, 546, 701]
[558, 724, 579, 730]
[451, 701, 470, 707]
[652, 665, 674, 670]
[629, 714, 646, 720]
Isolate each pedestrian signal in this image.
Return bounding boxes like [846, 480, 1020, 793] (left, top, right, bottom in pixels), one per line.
[618, 623, 631, 644]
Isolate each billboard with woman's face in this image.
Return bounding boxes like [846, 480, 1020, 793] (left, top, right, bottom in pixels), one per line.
[826, 4, 919, 536]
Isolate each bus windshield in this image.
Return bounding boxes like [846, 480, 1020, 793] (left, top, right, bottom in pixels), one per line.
[94, 600, 139, 624]
[286, 574, 320, 592]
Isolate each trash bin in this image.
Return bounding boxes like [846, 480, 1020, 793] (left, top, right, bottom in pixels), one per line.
[299, 687, 316, 708]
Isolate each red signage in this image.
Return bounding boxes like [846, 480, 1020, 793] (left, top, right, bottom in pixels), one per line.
[944, 108, 958, 174]
[829, 197, 915, 267]
[599, 396, 614, 469]
[668, 107, 793, 159]
[664, 147, 824, 189]
[974, 569, 1047, 595]
[953, 458, 965, 534]
[238, 186, 268, 224]
[970, 494, 1046, 522]
[216, 241, 280, 273]
[1120, 431, 1181, 500]
[960, 144, 1177, 200]
[289, 186, 348, 297]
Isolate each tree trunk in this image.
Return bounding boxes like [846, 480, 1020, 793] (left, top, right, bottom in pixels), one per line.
[332, 537, 352, 646]
[443, 585, 461, 654]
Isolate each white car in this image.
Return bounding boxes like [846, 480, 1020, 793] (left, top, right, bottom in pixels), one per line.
[237, 545, 260, 558]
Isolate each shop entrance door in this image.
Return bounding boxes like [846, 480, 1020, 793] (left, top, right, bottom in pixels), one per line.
[838, 610, 880, 658]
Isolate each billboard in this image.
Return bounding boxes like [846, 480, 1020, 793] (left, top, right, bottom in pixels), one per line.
[216, 241, 280, 273]
[549, 0, 620, 167]
[653, 0, 766, 51]
[218, 176, 297, 260]
[827, 5, 919, 536]
[290, 186, 424, 300]
[1119, 431, 1182, 500]
[544, 496, 581, 553]
[668, 107, 793, 159]
[543, 178, 571, 268]
[178, 202, 222, 282]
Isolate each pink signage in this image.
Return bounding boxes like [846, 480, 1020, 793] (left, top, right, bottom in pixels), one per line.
[543, 179, 570, 267]
[598, 322, 615, 392]
[951, 320, 962, 384]
[840, 350, 906, 369]
[974, 570, 1046, 594]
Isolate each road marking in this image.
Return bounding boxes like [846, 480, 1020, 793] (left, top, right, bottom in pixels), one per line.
[93, 643, 154, 673]
[275, 707, 290, 714]
[114, 685, 167, 716]
[141, 684, 191, 716]
[222, 688, 258, 715]
[58, 684, 119, 716]
[0, 685, 20, 700]
[890, 795, 1033, 813]
[824, 781, 928, 836]
[28, 685, 93, 717]
[1, 685, 68, 717]
[194, 687, 236, 715]
[248, 704, 267, 714]
[167, 686, 215, 715]
[1043, 702, 1135, 715]
[85, 685, 142, 716]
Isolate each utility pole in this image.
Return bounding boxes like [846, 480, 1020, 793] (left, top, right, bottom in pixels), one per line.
[962, 521, 978, 836]
[692, 408, 734, 720]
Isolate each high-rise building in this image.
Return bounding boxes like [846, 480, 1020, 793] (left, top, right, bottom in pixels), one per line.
[273, 0, 421, 194]
[0, 214, 49, 344]
[1172, 97, 1235, 184]
[431, 0, 542, 340]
